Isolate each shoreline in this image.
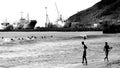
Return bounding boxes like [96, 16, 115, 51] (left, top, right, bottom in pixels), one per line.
[0, 32, 119, 68]
[0, 27, 102, 32]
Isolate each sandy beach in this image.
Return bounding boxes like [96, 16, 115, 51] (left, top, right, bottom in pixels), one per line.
[0, 31, 119, 68]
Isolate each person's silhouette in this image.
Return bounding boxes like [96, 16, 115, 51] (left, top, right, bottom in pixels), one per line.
[103, 42, 112, 62]
[81, 41, 88, 65]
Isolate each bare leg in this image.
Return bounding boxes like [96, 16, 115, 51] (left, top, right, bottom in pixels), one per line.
[85, 56, 87, 65]
[106, 53, 109, 62]
[104, 52, 109, 62]
[82, 56, 84, 63]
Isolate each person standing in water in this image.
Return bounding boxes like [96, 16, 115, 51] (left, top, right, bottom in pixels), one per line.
[82, 41, 88, 65]
[103, 42, 112, 62]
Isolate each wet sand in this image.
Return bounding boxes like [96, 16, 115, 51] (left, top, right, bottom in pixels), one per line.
[0, 32, 119, 68]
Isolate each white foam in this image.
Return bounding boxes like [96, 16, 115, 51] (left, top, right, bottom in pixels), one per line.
[3, 38, 12, 43]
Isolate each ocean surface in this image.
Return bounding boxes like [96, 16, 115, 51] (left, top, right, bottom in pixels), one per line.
[0, 31, 119, 68]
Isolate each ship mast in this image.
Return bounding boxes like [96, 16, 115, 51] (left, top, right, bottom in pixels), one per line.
[27, 13, 30, 22]
[45, 7, 50, 27]
[5, 18, 8, 23]
[21, 12, 23, 19]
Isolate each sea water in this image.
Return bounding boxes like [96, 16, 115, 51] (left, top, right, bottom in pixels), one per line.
[0, 31, 119, 68]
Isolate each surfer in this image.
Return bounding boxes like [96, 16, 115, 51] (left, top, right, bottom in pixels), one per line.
[103, 42, 112, 62]
[83, 35, 87, 40]
[1, 37, 4, 39]
[81, 41, 88, 65]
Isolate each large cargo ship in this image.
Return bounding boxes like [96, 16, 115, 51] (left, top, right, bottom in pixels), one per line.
[0, 14, 37, 30]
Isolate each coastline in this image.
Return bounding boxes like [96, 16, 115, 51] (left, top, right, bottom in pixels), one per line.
[0, 27, 102, 32]
[0, 32, 119, 68]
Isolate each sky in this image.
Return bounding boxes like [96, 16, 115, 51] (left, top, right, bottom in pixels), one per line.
[0, 0, 101, 27]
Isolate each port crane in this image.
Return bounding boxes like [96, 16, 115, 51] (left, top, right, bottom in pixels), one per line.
[45, 7, 51, 27]
[55, 2, 64, 23]
[44, 2, 65, 28]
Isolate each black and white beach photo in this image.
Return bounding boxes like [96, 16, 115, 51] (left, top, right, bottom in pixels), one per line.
[0, 0, 120, 68]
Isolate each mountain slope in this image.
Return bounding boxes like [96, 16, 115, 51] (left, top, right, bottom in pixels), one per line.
[65, 0, 120, 28]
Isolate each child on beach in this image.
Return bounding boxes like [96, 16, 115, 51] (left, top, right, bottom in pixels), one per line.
[81, 41, 88, 65]
[103, 42, 112, 62]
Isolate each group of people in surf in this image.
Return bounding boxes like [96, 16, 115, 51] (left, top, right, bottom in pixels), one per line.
[1, 36, 37, 41]
[1, 35, 54, 42]
[81, 41, 112, 65]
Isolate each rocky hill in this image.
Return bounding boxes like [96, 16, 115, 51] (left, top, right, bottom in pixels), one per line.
[64, 0, 120, 28]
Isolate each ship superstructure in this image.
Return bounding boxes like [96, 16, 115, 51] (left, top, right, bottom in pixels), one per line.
[0, 13, 37, 30]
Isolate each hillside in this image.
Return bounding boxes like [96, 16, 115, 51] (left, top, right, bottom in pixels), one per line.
[65, 0, 120, 28]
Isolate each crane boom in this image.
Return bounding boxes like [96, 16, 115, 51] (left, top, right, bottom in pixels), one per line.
[55, 2, 60, 20]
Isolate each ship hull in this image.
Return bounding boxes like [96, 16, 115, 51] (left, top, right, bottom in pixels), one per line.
[23, 20, 37, 29]
[103, 24, 120, 33]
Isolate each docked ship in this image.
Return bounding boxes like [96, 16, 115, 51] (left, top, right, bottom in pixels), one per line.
[1, 22, 13, 30]
[101, 19, 120, 33]
[0, 13, 37, 30]
[103, 23, 120, 33]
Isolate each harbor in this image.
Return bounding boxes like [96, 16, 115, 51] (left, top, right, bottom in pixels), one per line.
[0, 0, 120, 68]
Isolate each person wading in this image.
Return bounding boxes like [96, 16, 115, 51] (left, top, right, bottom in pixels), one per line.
[82, 41, 88, 65]
[103, 42, 112, 62]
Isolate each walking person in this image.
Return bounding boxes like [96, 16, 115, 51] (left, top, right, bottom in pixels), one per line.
[103, 42, 112, 62]
[81, 41, 88, 65]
